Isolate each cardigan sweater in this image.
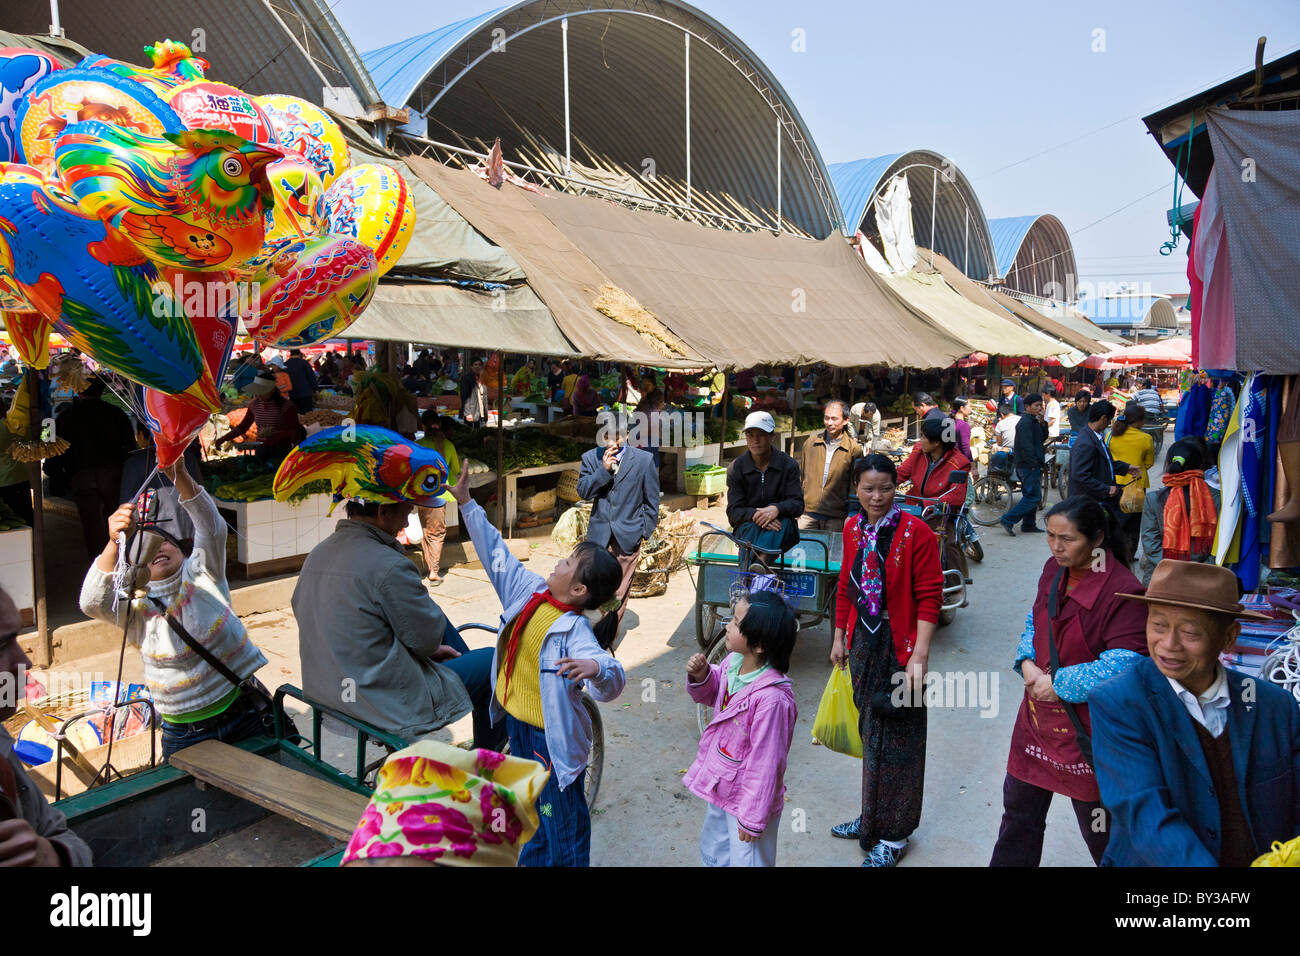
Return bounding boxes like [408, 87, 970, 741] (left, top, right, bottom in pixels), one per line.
[835, 510, 942, 665]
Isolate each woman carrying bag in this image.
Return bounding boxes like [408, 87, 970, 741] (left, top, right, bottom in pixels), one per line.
[989, 496, 1148, 866]
[1106, 402, 1156, 565]
[829, 454, 943, 867]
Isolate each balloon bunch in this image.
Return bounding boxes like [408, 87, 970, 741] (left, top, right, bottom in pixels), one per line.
[0, 41, 416, 466]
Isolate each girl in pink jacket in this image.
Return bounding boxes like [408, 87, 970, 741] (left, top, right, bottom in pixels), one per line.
[685, 590, 798, 866]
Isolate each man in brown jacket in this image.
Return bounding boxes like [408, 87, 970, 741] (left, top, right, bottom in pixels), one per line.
[798, 401, 861, 532]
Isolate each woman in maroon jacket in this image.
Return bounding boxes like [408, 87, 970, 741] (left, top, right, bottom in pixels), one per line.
[830, 454, 943, 866]
[989, 495, 1148, 867]
[896, 416, 972, 583]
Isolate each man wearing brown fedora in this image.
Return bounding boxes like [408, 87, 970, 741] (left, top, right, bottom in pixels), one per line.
[1090, 560, 1300, 866]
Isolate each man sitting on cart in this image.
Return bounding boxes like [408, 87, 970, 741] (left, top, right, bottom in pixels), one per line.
[726, 411, 804, 561]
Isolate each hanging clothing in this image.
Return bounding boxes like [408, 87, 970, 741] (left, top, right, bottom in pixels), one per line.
[1190, 166, 1237, 371]
[1175, 382, 1213, 443]
[1213, 387, 1246, 567]
[1161, 471, 1217, 562]
[1205, 383, 1236, 445]
[1233, 374, 1268, 590]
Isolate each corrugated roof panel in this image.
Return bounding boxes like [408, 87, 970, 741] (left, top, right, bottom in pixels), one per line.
[988, 215, 1039, 277]
[363, 8, 507, 109]
[828, 154, 904, 233]
[1076, 295, 1173, 328]
[359, 1, 843, 238]
[829, 150, 998, 281]
[1, 0, 381, 108]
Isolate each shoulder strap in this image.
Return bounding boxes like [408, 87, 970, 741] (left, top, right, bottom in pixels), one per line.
[147, 597, 250, 691]
[1045, 568, 1094, 768]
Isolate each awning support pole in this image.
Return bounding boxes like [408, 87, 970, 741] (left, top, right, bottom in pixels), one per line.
[776, 115, 782, 232]
[562, 18, 572, 176]
[26, 371, 48, 666]
[964, 207, 969, 275]
[930, 167, 937, 268]
[496, 353, 505, 535]
[684, 33, 691, 208]
[49, 1, 62, 37]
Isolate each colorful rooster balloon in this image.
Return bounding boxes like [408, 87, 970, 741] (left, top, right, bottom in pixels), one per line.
[54, 120, 281, 271]
[0, 175, 216, 405]
[273, 425, 449, 512]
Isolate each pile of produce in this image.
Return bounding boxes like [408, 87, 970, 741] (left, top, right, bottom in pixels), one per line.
[461, 458, 491, 476]
[0, 497, 29, 530]
[214, 472, 331, 504]
[885, 394, 915, 416]
[454, 427, 587, 472]
[300, 409, 345, 428]
[795, 407, 825, 431]
[703, 419, 741, 443]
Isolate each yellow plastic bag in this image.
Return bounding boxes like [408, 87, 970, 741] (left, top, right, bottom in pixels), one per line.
[811, 666, 862, 758]
[1251, 835, 1300, 867]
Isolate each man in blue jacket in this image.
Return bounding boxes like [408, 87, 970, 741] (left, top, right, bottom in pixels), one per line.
[577, 411, 660, 641]
[1091, 560, 1300, 866]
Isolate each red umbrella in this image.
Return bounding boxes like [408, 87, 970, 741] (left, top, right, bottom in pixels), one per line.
[1107, 338, 1192, 367]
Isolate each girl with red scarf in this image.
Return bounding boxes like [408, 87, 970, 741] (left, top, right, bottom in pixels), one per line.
[1137, 439, 1220, 586]
[829, 454, 943, 866]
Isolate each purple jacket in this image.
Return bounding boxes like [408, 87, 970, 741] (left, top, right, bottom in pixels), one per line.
[684, 655, 797, 835]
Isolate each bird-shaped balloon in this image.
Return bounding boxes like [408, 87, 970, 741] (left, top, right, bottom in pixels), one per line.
[0, 175, 216, 405]
[54, 120, 281, 271]
[273, 425, 449, 513]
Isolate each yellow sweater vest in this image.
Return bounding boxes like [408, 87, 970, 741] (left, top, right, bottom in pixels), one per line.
[495, 602, 567, 728]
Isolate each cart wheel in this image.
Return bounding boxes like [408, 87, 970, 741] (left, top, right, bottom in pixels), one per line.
[964, 538, 984, 563]
[696, 631, 731, 738]
[582, 694, 604, 810]
[1058, 468, 1069, 500]
[969, 476, 1013, 526]
[694, 601, 723, 649]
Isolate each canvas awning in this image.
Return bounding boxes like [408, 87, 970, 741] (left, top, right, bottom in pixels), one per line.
[343, 280, 577, 355]
[401, 156, 973, 370]
[879, 268, 1068, 360]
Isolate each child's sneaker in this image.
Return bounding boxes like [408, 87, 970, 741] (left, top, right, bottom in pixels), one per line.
[830, 817, 861, 839]
[861, 840, 908, 867]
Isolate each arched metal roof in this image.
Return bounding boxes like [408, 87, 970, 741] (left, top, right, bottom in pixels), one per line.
[1076, 295, 1178, 331]
[361, 0, 843, 238]
[2, 0, 385, 113]
[828, 150, 998, 282]
[988, 214, 1077, 300]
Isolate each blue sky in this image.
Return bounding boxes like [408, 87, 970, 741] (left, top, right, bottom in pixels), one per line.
[337, 0, 1300, 297]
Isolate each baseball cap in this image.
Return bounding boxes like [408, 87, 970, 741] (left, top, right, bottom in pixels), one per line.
[743, 411, 775, 433]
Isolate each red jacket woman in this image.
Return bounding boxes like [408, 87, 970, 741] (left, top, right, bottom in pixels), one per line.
[835, 509, 943, 667]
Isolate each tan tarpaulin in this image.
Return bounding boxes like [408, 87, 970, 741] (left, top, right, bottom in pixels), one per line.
[402, 156, 707, 367]
[923, 252, 1104, 355]
[402, 156, 972, 370]
[343, 281, 578, 355]
[985, 289, 1103, 355]
[881, 269, 1068, 359]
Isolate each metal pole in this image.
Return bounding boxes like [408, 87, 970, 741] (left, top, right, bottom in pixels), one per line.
[49, 0, 62, 36]
[496, 354, 505, 535]
[930, 167, 937, 268]
[26, 371, 49, 666]
[963, 207, 969, 276]
[719, 368, 728, 464]
[775, 115, 782, 232]
[684, 33, 691, 208]
[790, 366, 799, 448]
[562, 18, 572, 176]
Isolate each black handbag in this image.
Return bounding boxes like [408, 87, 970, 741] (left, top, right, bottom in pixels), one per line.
[1045, 568, 1093, 768]
[147, 597, 285, 737]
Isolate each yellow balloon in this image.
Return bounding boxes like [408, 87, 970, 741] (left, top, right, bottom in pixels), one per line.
[262, 155, 326, 252]
[322, 163, 416, 278]
[255, 94, 350, 188]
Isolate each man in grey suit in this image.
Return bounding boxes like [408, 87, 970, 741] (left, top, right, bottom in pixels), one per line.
[577, 412, 661, 639]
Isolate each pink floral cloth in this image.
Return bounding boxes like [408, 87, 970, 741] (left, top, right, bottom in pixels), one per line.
[342, 740, 549, 867]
